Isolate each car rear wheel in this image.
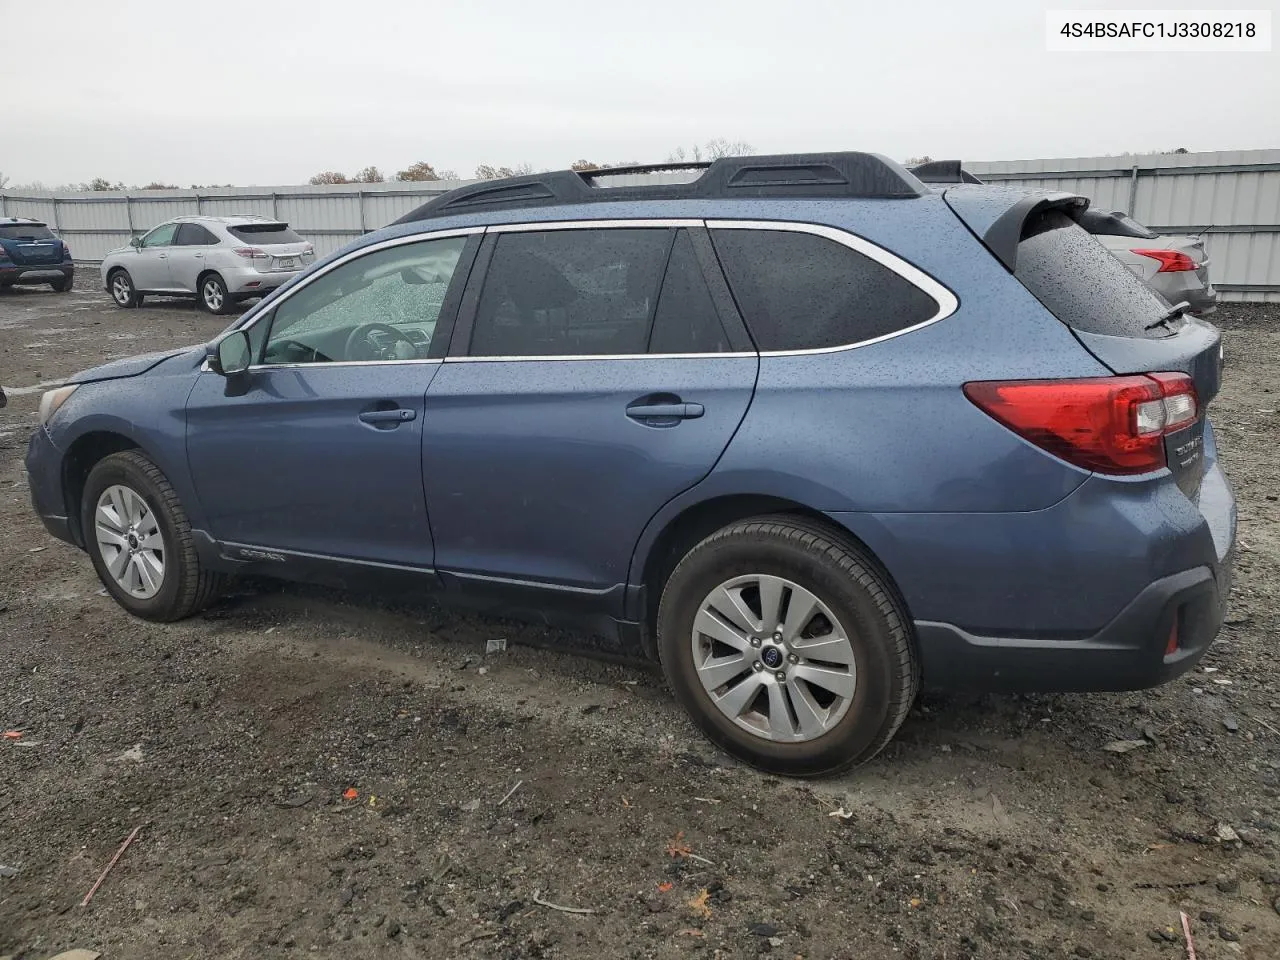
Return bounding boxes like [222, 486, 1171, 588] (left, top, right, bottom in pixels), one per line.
[50, 277, 72, 293]
[82, 451, 224, 621]
[199, 274, 233, 315]
[108, 269, 140, 308]
[657, 516, 917, 776]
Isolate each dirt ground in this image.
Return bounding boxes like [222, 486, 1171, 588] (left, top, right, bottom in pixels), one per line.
[2, 274, 1278, 960]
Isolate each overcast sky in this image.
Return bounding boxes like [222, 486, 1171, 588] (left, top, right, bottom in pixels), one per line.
[2, 0, 1277, 187]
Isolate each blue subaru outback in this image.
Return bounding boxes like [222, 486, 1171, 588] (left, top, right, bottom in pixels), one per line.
[25, 153, 1235, 775]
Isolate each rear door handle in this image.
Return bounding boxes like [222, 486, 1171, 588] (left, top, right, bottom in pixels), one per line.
[359, 408, 417, 424]
[626, 402, 705, 420]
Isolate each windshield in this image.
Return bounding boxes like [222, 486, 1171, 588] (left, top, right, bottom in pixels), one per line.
[0, 224, 56, 240]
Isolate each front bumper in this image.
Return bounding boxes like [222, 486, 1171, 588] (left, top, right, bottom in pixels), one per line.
[0, 263, 74, 285]
[25, 427, 75, 545]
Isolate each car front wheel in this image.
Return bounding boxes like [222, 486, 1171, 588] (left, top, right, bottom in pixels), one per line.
[657, 516, 917, 776]
[82, 451, 224, 621]
[108, 269, 140, 308]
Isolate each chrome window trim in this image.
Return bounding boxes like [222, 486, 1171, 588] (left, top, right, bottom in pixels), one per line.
[705, 219, 959, 357]
[223, 227, 485, 371]
[446, 352, 756, 364]
[489, 218, 703, 233]
[217, 218, 957, 369]
[457, 218, 956, 362]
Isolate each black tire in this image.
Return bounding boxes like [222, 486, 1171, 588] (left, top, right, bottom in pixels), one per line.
[81, 450, 224, 622]
[50, 276, 73, 293]
[657, 515, 917, 777]
[107, 269, 141, 308]
[199, 273, 233, 315]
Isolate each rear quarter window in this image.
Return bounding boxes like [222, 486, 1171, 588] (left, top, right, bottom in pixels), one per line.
[709, 228, 940, 351]
[1015, 211, 1172, 339]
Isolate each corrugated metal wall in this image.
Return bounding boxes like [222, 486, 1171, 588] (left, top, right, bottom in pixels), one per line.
[0, 182, 458, 261]
[967, 149, 1280, 302]
[3, 150, 1278, 301]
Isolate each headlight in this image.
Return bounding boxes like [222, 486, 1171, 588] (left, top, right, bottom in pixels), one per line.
[38, 385, 78, 425]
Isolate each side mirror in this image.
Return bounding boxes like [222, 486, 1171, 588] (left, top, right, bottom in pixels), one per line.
[209, 330, 252, 376]
[130, 236, 143, 250]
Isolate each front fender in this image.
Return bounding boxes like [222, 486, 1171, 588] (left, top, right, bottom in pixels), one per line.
[46, 374, 205, 534]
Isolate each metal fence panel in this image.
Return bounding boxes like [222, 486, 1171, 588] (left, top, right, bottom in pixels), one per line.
[5, 153, 1279, 299]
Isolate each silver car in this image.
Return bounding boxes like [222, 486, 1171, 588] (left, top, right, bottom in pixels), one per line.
[1079, 210, 1217, 315]
[100, 215, 315, 314]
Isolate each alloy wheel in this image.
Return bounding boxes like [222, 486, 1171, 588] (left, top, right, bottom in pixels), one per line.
[94, 484, 165, 599]
[691, 574, 857, 742]
[203, 279, 224, 312]
[111, 274, 132, 305]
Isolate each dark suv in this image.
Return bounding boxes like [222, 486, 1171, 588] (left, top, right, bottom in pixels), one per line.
[26, 153, 1235, 775]
[0, 217, 75, 292]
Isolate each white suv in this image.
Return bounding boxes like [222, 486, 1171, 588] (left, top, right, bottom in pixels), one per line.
[100, 215, 315, 314]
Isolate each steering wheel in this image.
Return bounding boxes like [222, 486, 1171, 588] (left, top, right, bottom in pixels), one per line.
[344, 322, 416, 361]
[265, 338, 322, 364]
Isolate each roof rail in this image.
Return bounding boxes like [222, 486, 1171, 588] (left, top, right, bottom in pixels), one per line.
[394, 152, 927, 223]
[908, 160, 985, 185]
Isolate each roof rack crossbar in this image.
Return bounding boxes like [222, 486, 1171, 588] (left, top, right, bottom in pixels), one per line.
[393, 152, 928, 223]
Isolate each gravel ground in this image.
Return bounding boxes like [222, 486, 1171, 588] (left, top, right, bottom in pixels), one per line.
[2, 275, 1279, 960]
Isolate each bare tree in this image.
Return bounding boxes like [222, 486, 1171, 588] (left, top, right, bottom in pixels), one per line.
[667, 140, 753, 164]
[354, 166, 385, 183]
[570, 160, 600, 171]
[904, 156, 933, 165]
[396, 161, 441, 182]
[83, 177, 125, 191]
[141, 182, 179, 190]
[438, 170, 460, 180]
[0, 171, 9, 189]
[309, 171, 349, 185]
[475, 163, 536, 180]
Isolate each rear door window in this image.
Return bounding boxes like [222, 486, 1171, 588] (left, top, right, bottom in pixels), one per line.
[709, 228, 939, 351]
[1015, 211, 1172, 338]
[469, 228, 671, 357]
[228, 223, 304, 245]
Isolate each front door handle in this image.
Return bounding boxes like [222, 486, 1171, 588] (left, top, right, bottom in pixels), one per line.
[626, 402, 705, 420]
[359, 408, 416, 424]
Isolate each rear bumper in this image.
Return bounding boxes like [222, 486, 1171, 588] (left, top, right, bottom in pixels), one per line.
[0, 264, 73, 285]
[1150, 269, 1217, 315]
[914, 562, 1229, 692]
[826, 431, 1236, 694]
[222, 264, 304, 297]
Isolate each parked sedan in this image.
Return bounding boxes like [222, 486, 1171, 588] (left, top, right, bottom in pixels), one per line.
[100, 216, 315, 314]
[1079, 209, 1217, 315]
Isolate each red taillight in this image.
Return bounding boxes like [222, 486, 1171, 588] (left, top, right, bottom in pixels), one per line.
[964, 373, 1199, 475]
[234, 247, 268, 259]
[1131, 248, 1197, 272]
